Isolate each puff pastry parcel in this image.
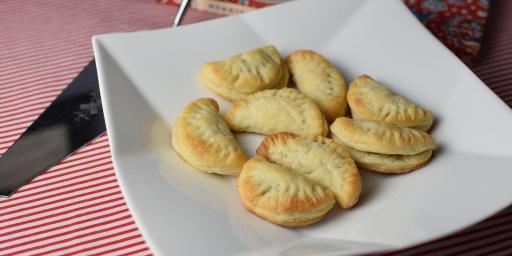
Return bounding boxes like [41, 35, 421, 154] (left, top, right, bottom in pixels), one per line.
[347, 148, 433, 174]
[330, 117, 436, 173]
[257, 133, 361, 209]
[287, 50, 347, 123]
[237, 156, 335, 227]
[171, 98, 247, 176]
[200, 45, 289, 101]
[347, 75, 434, 131]
[225, 88, 328, 137]
[330, 117, 436, 155]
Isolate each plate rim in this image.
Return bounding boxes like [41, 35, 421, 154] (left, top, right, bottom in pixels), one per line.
[92, 0, 512, 254]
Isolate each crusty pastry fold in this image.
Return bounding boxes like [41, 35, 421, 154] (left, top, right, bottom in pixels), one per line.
[287, 50, 347, 123]
[200, 45, 288, 101]
[330, 117, 436, 155]
[347, 75, 434, 131]
[257, 133, 362, 209]
[237, 156, 335, 227]
[172, 98, 247, 176]
[225, 88, 328, 137]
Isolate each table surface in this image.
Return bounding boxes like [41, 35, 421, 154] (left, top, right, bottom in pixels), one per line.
[1, 1, 511, 255]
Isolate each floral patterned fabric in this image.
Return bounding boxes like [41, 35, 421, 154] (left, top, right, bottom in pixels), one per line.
[167, 0, 490, 62]
[404, 0, 489, 62]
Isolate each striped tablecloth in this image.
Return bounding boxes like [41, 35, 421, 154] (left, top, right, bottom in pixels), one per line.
[0, 1, 510, 255]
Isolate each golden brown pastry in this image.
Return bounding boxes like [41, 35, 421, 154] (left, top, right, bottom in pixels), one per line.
[272, 61, 289, 89]
[171, 98, 247, 176]
[257, 133, 361, 209]
[347, 75, 434, 131]
[347, 148, 433, 174]
[287, 50, 347, 122]
[224, 88, 328, 137]
[330, 117, 436, 155]
[237, 156, 335, 227]
[199, 45, 286, 101]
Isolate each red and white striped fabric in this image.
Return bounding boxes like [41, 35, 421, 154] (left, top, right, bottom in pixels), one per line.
[0, 1, 217, 255]
[0, 0, 511, 255]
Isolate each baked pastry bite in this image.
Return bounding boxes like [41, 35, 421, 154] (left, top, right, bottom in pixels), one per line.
[347, 148, 433, 174]
[347, 75, 434, 131]
[330, 117, 436, 155]
[171, 98, 247, 176]
[272, 61, 289, 89]
[237, 156, 335, 227]
[257, 133, 361, 209]
[287, 50, 347, 123]
[224, 88, 328, 137]
[199, 45, 286, 101]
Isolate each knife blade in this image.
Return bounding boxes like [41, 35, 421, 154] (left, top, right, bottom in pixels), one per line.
[0, 60, 106, 197]
[0, 1, 193, 197]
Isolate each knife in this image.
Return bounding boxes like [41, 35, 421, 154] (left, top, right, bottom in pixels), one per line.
[0, 60, 105, 197]
[0, 2, 192, 197]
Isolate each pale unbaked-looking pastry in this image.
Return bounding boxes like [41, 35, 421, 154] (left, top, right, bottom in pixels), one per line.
[347, 148, 433, 173]
[347, 75, 434, 131]
[287, 50, 347, 123]
[224, 88, 329, 137]
[237, 156, 335, 227]
[257, 133, 361, 209]
[171, 98, 247, 176]
[199, 45, 287, 101]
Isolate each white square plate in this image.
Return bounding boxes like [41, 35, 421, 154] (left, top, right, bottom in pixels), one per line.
[93, 0, 512, 255]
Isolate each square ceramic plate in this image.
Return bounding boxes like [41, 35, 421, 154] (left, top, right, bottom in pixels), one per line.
[93, 0, 512, 255]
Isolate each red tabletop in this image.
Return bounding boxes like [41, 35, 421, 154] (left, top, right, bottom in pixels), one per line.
[0, 1, 511, 255]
